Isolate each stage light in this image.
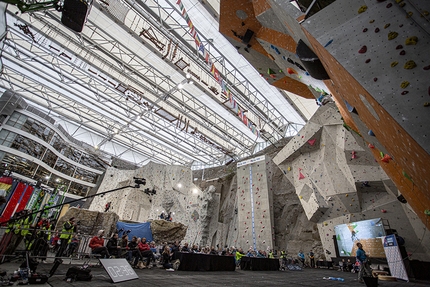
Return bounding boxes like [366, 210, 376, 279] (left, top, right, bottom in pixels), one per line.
[177, 183, 182, 188]
[186, 73, 191, 79]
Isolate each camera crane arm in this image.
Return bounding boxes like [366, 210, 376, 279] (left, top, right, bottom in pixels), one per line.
[0, 0, 61, 13]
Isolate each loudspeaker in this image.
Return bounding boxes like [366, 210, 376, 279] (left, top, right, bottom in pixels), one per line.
[397, 194, 407, 204]
[242, 29, 254, 44]
[61, 0, 90, 33]
[296, 39, 330, 80]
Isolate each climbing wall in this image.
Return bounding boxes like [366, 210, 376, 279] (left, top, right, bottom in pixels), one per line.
[236, 155, 274, 251]
[273, 103, 430, 260]
[299, 0, 430, 230]
[90, 162, 216, 246]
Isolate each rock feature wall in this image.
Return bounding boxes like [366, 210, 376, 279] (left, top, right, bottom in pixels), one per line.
[150, 220, 187, 243]
[57, 207, 119, 236]
[273, 103, 430, 261]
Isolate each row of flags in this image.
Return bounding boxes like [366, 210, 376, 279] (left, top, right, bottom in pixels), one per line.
[176, 0, 260, 138]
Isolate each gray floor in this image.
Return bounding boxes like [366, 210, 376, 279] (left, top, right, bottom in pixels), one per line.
[0, 257, 429, 287]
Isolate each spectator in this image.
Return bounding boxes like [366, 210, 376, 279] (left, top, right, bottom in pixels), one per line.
[298, 250, 305, 266]
[126, 236, 138, 263]
[106, 233, 121, 257]
[210, 246, 218, 255]
[89, 230, 110, 258]
[162, 245, 174, 271]
[66, 233, 80, 257]
[181, 242, 190, 252]
[119, 234, 128, 257]
[235, 248, 245, 266]
[134, 237, 156, 268]
[309, 250, 315, 268]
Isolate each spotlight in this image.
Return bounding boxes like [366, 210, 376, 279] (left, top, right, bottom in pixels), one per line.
[186, 73, 191, 79]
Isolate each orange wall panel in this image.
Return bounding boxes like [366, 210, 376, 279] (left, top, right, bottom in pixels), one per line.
[272, 76, 314, 99]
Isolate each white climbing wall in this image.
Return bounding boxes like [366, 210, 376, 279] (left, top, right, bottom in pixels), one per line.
[236, 155, 274, 251]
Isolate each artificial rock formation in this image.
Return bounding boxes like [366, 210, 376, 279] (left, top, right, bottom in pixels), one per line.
[273, 103, 430, 260]
[150, 220, 187, 244]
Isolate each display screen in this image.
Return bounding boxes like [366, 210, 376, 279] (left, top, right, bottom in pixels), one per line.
[335, 218, 385, 257]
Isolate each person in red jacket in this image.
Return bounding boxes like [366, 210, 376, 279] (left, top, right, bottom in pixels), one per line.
[133, 237, 156, 268]
[89, 230, 110, 258]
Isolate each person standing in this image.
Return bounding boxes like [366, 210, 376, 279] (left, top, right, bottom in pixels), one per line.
[298, 250, 305, 267]
[308, 250, 315, 268]
[356, 242, 372, 283]
[56, 217, 77, 257]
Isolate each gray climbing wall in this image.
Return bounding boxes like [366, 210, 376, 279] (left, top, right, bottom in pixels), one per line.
[273, 103, 430, 260]
[236, 155, 275, 252]
[302, 0, 430, 154]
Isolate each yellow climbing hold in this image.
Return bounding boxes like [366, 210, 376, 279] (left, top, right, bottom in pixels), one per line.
[405, 36, 418, 45]
[388, 31, 398, 40]
[299, 196, 303, 199]
[391, 61, 398, 67]
[404, 60, 417, 69]
[400, 81, 410, 89]
[358, 6, 368, 13]
[369, 19, 375, 23]
[287, 166, 291, 171]
[399, 2, 406, 7]
[384, 23, 390, 29]
[345, 194, 349, 197]
[395, 0, 403, 3]
[324, 222, 328, 226]
[422, 11, 429, 17]
[424, 102, 430, 107]
[406, 11, 413, 18]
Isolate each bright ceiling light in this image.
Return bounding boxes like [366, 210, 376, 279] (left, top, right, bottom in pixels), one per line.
[177, 183, 182, 188]
[186, 73, 191, 79]
[178, 83, 184, 89]
[193, 189, 198, 194]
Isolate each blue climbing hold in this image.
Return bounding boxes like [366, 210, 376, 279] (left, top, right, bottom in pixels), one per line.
[324, 39, 333, 47]
[368, 130, 375, 136]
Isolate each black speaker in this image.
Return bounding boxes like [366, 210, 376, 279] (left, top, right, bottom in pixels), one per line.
[296, 39, 330, 80]
[397, 194, 407, 204]
[61, 0, 90, 33]
[242, 29, 254, 44]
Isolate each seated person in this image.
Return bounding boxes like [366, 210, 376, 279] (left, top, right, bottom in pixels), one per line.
[162, 245, 174, 271]
[181, 242, 190, 252]
[339, 259, 345, 271]
[209, 246, 218, 255]
[119, 234, 129, 257]
[89, 230, 110, 258]
[133, 237, 156, 268]
[347, 259, 353, 272]
[66, 233, 80, 256]
[246, 249, 254, 257]
[106, 233, 121, 257]
[126, 236, 138, 262]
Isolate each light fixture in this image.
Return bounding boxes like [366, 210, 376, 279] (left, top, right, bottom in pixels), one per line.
[45, 176, 50, 180]
[94, 145, 99, 150]
[193, 189, 198, 194]
[55, 178, 61, 182]
[177, 183, 182, 188]
[186, 73, 191, 79]
[188, 80, 194, 85]
[178, 83, 184, 89]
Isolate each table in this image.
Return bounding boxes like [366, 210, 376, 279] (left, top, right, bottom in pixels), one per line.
[240, 257, 280, 271]
[175, 252, 236, 271]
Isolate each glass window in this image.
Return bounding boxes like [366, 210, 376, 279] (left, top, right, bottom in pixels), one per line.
[6, 112, 27, 129]
[0, 130, 17, 147]
[69, 181, 90, 197]
[53, 158, 76, 177]
[74, 166, 99, 184]
[9, 134, 46, 159]
[42, 150, 58, 168]
[1, 153, 39, 178]
[79, 153, 105, 171]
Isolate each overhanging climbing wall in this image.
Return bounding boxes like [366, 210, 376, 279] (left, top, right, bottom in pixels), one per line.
[236, 155, 274, 251]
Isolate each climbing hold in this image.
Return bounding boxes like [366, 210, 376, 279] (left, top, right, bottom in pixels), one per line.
[381, 209, 387, 213]
[368, 143, 375, 148]
[368, 130, 375, 136]
[358, 5, 368, 13]
[299, 172, 305, 180]
[308, 139, 317, 145]
[423, 65, 430, 70]
[345, 194, 349, 197]
[391, 61, 398, 67]
[404, 60, 417, 69]
[373, 77, 378, 82]
[422, 10, 429, 17]
[365, 59, 371, 63]
[386, 3, 392, 8]
[424, 102, 430, 107]
[400, 81, 409, 89]
[396, 45, 403, 50]
[369, 19, 375, 23]
[399, 50, 406, 55]
[287, 166, 291, 171]
[323, 39, 333, 47]
[384, 23, 390, 29]
[363, 28, 368, 32]
[287, 67, 297, 75]
[399, 2, 405, 7]
[375, 28, 380, 33]
[406, 11, 413, 18]
[351, 151, 357, 159]
[299, 196, 303, 199]
[388, 31, 398, 40]
[401, 91, 409, 95]
[358, 46, 367, 53]
[381, 154, 392, 163]
[405, 36, 418, 45]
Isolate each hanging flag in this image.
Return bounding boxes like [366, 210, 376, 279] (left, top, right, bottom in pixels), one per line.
[198, 43, 205, 54]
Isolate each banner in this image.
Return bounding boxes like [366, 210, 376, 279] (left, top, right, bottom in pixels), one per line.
[382, 234, 409, 281]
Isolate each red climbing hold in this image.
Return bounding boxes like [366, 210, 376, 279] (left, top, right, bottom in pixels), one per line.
[401, 91, 409, 95]
[400, 50, 406, 55]
[358, 45, 367, 53]
[375, 28, 380, 33]
[368, 143, 375, 149]
[299, 172, 305, 180]
[363, 28, 368, 32]
[381, 154, 392, 163]
[386, 3, 392, 8]
[365, 59, 371, 63]
[423, 65, 430, 70]
[373, 77, 378, 82]
[396, 45, 403, 50]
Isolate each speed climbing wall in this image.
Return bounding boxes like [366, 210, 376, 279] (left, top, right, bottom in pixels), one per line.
[236, 155, 275, 252]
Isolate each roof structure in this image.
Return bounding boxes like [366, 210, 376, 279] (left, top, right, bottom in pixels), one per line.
[0, 0, 312, 168]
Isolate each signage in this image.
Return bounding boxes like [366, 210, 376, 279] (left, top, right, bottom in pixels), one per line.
[99, 259, 139, 283]
[237, 156, 265, 167]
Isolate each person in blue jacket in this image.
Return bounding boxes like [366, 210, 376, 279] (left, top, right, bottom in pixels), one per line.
[356, 242, 372, 283]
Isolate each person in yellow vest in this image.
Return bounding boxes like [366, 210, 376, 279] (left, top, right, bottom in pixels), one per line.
[21, 214, 35, 251]
[268, 250, 274, 259]
[0, 213, 19, 261]
[56, 217, 77, 257]
[235, 248, 245, 267]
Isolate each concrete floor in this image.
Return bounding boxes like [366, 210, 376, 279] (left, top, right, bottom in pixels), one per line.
[0, 257, 429, 287]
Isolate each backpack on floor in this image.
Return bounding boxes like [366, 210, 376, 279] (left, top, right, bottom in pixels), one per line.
[65, 266, 92, 281]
